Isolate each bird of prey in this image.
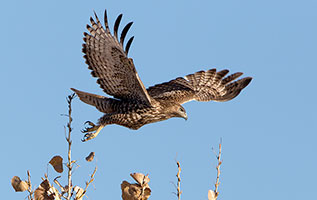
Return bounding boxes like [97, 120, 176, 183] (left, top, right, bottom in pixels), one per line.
[71, 10, 252, 142]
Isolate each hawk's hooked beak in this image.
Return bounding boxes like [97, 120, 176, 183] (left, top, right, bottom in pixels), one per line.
[182, 113, 188, 121]
[175, 106, 187, 121]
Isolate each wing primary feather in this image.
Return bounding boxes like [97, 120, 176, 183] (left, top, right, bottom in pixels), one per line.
[221, 72, 243, 85]
[213, 69, 229, 85]
[90, 17, 98, 30]
[93, 11, 102, 28]
[83, 32, 88, 43]
[104, 9, 110, 33]
[114, 14, 123, 41]
[125, 36, 134, 55]
[120, 22, 133, 46]
[86, 24, 96, 36]
[93, 10, 97, 18]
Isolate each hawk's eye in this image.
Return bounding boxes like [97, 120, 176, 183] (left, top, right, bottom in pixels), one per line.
[179, 107, 185, 112]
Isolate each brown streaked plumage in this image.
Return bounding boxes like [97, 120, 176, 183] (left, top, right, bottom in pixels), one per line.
[72, 10, 252, 141]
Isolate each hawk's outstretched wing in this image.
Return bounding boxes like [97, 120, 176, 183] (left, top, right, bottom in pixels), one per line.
[83, 10, 152, 106]
[147, 69, 252, 104]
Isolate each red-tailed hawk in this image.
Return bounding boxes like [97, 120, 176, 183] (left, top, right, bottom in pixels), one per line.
[71, 10, 252, 142]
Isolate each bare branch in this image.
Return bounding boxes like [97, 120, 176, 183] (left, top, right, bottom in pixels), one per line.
[53, 176, 68, 199]
[176, 161, 182, 200]
[78, 167, 97, 200]
[27, 170, 33, 200]
[65, 93, 76, 199]
[211, 140, 222, 200]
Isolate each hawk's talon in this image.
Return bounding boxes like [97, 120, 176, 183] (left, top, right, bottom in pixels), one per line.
[81, 122, 104, 142]
[82, 132, 99, 142]
[84, 121, 95, 126]
[82, 121, 99, 133]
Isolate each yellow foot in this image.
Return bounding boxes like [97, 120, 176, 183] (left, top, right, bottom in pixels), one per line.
[81, 121, 104, 142]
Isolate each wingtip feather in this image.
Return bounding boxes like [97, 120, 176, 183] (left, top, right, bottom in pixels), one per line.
[120, 21, 133, 46]
[114, 14, 123, 40]
[242, 77, 252, 87]
[104, 9, 110, 33]
[125, 36, 134, 55]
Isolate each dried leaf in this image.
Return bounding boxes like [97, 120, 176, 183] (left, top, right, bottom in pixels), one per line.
[122, 181, 138, 200]
[208, 190, 216, 200]
[85, 152, 95, 162]
[64, 185, 69, 194]
[130, 173, 150, 186]
[11, 176, 28, 192]
[74, 186, 84, 200]
[49, 155, 63, 173]
[143, 187, 151, 199]
[121, 180, 151, 200]
[34, 179, 54, 200]
[121, 181, 130, 200]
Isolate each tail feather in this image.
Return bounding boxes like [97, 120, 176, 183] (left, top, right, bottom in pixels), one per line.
[70, 88, 117, 113]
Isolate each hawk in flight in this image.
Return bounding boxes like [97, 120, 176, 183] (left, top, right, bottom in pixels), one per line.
[71, 10, 252, 142]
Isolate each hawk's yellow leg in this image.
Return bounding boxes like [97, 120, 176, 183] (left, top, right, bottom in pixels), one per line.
[81, 121, 105, 142]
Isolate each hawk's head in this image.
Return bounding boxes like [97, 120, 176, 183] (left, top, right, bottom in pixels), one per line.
[169, 104, 188, 121]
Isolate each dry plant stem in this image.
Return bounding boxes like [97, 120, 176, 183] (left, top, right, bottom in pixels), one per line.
[66, 94, 75, 200]
[214, 143, 222, 199]
[54, 177, 68, 199]
[176, 161, 182, 200]
[78, 166, 97, 200]
[53, 177, 63, 192]
[27, 170, 33, 200]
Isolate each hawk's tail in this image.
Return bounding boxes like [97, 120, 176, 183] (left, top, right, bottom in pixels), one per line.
[70, 88, 117, 113]
[185, 69, 252, 102]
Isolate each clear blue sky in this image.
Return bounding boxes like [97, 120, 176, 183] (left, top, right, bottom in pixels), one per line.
[1, 0, 316, 199]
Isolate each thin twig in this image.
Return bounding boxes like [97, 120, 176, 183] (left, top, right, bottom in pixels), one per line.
[78, 166, 98, 200]
[53, 176, 68, 199]
[26, 170, 33, 200]
[213, 141, 222, 199]
[66, 93, 75, 199]
[176, 161, 182, 200]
